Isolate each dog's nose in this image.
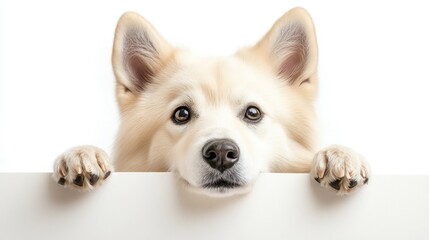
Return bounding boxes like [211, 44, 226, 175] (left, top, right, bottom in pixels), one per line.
[202, 139, 240, 173]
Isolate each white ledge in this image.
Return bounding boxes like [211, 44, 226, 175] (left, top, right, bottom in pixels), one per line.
[1, 173, 428, 239]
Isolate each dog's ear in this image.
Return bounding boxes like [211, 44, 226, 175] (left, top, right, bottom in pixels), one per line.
[252, 7, 318, 86]
[112, 12, 173, 94]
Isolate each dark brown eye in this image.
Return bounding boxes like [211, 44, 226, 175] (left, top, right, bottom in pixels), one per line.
[244, 106, 263, 122]
[172, 107, 191, 124]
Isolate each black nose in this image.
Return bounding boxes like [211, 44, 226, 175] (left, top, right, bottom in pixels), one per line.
[202, 139, 240, 173]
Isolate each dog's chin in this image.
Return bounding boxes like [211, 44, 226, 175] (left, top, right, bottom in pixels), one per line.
[180, 178, 251, 198]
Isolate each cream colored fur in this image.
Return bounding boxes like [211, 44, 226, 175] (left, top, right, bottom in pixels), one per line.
[53, 7, 370, 196]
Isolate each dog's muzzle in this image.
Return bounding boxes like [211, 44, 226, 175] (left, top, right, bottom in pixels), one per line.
[197, 138, 249, 195]
[202, 138, 240, 173]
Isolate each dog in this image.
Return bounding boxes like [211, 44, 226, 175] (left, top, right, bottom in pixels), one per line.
[53, 7, 370, 196]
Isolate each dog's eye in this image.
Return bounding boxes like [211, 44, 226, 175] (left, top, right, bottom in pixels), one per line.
[172, 107, 191, 124]
[244, 106, 263, 123]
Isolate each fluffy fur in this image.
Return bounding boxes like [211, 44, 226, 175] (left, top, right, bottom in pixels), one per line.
[53, 7, 370, 196]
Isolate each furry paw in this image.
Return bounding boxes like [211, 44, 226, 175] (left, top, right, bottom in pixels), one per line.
[311, 145, 370, 195]
[53, 145, 113, 191]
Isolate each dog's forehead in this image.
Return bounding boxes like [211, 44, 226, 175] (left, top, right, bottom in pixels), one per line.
[169, 54, 278, 105]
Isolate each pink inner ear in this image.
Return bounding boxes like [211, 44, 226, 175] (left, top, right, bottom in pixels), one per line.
[279, 49, 306, 81]
[273, 23, 308, 83]
[123, 29, 159, 91]
[126, 54, 154, 91]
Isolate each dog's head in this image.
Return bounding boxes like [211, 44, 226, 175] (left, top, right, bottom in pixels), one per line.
[112, 8, 318, 196]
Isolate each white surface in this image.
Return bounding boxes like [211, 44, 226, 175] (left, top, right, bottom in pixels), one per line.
[0, 173, 428, 240]
[1, 1, 429, 173]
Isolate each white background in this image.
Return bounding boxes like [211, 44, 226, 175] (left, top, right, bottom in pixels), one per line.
[1, 0, 428, 173]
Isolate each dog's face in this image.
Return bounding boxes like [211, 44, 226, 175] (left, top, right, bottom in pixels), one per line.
[112, 8, 319, 196]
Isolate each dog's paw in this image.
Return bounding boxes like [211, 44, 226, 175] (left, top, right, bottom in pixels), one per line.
[53, 145, 113, 191]
[311, 145, 370, 195]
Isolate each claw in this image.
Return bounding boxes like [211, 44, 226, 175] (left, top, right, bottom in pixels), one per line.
[58, 177, 66, 185]
[89, 174, 99, 185]
[73, 174, 84, 187]
[103, 171, 111, 180]
[349, 179, 358, 189]
[329, 179, 341, 190]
